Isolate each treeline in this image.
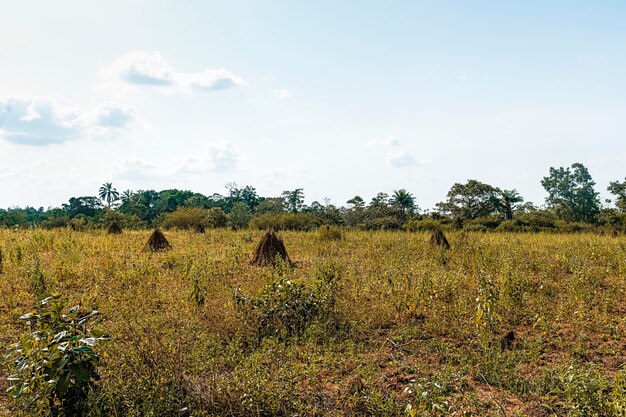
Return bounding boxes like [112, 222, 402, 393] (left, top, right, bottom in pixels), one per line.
[2, 163, 626, 233]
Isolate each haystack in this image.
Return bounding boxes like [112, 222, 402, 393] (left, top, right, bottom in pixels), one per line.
[250, 230, 290, 266]
[430, 229, 450, 250]
[145, 228, 171, 252]
[194, 224, 206, 233]
[107, 221, 122, 234]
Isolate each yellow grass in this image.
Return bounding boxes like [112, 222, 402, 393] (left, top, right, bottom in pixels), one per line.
[1, 228, 626, 416]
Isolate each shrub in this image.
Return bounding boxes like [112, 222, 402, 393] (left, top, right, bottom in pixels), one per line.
[40, 216, 69, 229]
[159, 207, 208, 230]
[360, 216, 403, 231]
[103, 210, 145, 229]
[206, 207, 228, 228]
[235, 265, 339, 341]
[4, 295, 107, 416]
[405, 219, 442, 232]
[318, 225, 344, 241]
[250, 213, 320, 231]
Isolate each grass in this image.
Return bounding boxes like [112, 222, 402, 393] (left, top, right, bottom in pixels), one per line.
[1, 228, 626, 416]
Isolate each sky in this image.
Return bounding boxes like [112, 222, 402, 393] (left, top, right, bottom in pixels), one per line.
[1, 0, 625, 210]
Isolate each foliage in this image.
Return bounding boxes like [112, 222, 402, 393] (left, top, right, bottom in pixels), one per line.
[206, 207, 228, 228]
[541, 162, 601, 222]
[235, 264, 339, 341]
[250, 213, 320, 231]
[282, 189, 305, 213]
[608, 178, 626, 212]
[436, 179, 501, 220]
[159, 207, 208, 230]
[98, 183, 119, 209]
[228, 201, 252, 229]
[318, 225, 344, 241]
[4, 295, 107, 416]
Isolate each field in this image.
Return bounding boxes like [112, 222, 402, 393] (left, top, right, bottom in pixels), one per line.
[1, 228, 626, 416]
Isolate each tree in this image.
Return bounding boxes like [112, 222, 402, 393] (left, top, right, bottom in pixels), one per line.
[436, 180, 501, 219]
[390, 189, 417, 214]
[608, 178, 626, 212]
[498, 189, 524, 220]
[206, 207, 228, 228]
[63, 196, 103, 218]
[98, 183, 119, 209]
[346, 196, 365, 209]
[282, 189, 305, 213]
[120, 189, 134, 204]
[541, 163, 600, 222]
[255, 197, 286, 215]
[229, 202, 252, 229]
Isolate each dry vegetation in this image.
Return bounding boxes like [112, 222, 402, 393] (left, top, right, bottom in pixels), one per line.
[1, 228, 626, 416]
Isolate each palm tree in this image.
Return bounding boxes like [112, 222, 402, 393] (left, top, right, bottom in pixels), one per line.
[99, 182, 119, 209]
[499, 189, 524, 220]
[120, 189, 135, 204]
[390, 189, 416, 214]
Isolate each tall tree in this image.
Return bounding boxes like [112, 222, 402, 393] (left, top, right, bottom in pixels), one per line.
[98, 183, 119, 209]
[436, 180, 500, 219]
[120, 189, 134, 204]
[608, 178, 626, 212]
[390, 189, 417, 214]
[282, 189, 305, 213]
[541, 163, 600, 222]
[498, 189, 524, 220]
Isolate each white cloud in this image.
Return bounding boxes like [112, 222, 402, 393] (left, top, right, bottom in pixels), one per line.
[113, 142, 239, 182]
[99, 51, 245, 93]
[387, 150, 418, 167]
[274, 89, 293, 99]
[0, 96, 136, 146]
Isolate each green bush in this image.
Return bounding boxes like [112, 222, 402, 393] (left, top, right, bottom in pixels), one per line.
[206, 207, 228, 228]
[159, 207, 208, 230]
[317, 225, 344, 241]
[40, 216, 69, 229]
[235, 265, 339, 341]
[250, 213, 320, 231]
[4, 295, 108, 416]
[405, 219, 442, 232]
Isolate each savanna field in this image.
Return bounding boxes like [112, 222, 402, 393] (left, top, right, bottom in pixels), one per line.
[1, 228, 626, 416]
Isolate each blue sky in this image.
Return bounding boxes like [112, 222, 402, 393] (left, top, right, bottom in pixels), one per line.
[1, 1, 625, 209]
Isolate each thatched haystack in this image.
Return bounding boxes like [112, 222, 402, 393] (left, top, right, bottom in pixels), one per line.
[250, 230, 290, 266]
[430, 229, 450, 250]
[194, 224, 206, 233]
[107, 221, 122, 234]
[145, 228, 171, 252]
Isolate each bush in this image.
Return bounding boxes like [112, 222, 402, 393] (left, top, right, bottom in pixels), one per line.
[103, 210, 145, 229]
[405, 219, 442, 232]
[234, 264, 339, 341]
[40, 216, 69, 229]
[206, 207, 228, 228]
[159, 207, 208, 230]
[360, 216, 403, 231]
[318, 225, 344, 241]
[250, 213, 320, 231]
[4, 295, 108, 416]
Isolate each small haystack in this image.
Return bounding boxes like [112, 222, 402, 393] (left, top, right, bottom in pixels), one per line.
[194, 224, 206, 233]
[249, 230, 290, 266]
[145, 228, 171, 252]
[430, 229, 450, 250]
[107, 221, 122, 235]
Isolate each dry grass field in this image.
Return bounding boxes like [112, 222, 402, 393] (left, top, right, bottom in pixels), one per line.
[1, 228, 626, 416]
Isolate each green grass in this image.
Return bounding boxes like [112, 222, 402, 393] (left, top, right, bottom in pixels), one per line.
[1, 228, 626, 416]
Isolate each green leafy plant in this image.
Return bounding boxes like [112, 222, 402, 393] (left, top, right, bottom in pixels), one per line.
[235, 266, 339, 341]
[4, 295, 108, 416]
